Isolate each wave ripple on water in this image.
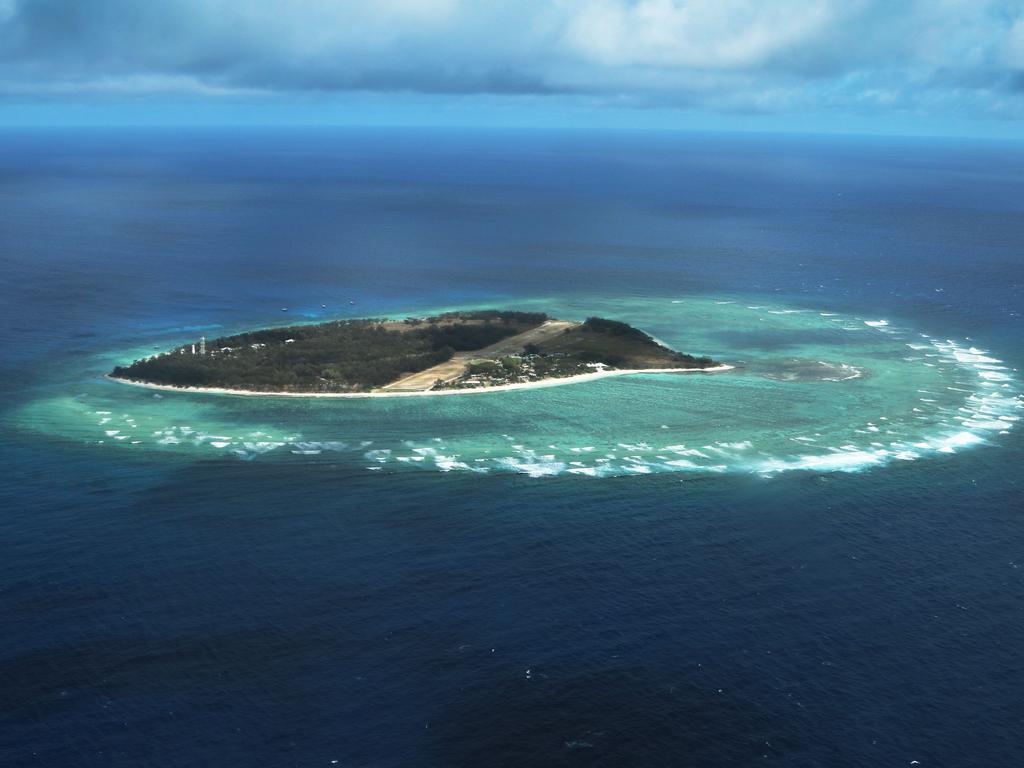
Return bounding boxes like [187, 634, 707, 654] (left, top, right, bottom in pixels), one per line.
[13, 297, 1022, 478]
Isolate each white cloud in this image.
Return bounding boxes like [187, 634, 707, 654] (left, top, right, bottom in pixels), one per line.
[1006, 16, 1024, 67]
[560, 0, 842, 69]
[0, 0, 1021, 119]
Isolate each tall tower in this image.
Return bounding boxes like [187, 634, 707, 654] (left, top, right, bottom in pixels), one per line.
[200, 336, 207, 356]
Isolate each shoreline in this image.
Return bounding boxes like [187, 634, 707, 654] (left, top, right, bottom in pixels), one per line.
[105, 365, 733, 399]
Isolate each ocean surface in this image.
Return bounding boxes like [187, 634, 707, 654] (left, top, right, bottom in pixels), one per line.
[2, 128, 1022, 766]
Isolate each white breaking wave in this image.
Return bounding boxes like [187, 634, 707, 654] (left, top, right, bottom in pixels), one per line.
[754, 449, 888, 474]
[68, 300, 1021, 480]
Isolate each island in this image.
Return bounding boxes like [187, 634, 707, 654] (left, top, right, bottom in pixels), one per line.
[109, 310, 725, 397]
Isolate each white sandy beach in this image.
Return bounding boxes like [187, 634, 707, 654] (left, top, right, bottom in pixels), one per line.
[106, 365, 733, 399]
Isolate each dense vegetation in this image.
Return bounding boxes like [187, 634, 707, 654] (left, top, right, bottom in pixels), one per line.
[111, 309, 718, 393]
[111, 311, 547, 392]
[536, 317, 716, 369]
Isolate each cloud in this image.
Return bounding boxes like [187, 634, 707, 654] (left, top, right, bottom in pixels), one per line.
[0, 0, 1021, 121]
[560, 0, 844, 70]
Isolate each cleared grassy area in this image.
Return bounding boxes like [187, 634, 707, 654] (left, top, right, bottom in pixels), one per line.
[383, 320, 578, 391]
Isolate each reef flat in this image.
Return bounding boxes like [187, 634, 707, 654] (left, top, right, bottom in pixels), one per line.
[14, 296, 1021, 477]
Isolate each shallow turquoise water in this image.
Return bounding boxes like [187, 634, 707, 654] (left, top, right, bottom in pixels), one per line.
[16, 294, 1021, 477]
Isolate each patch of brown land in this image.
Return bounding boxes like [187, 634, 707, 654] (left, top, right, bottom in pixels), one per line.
[381, 319, 579, 392]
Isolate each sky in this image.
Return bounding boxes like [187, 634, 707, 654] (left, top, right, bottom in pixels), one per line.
[1, 0, 1023, 137]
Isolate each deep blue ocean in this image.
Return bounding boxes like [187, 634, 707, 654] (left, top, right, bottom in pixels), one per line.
[2, 128, 1022, 766]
